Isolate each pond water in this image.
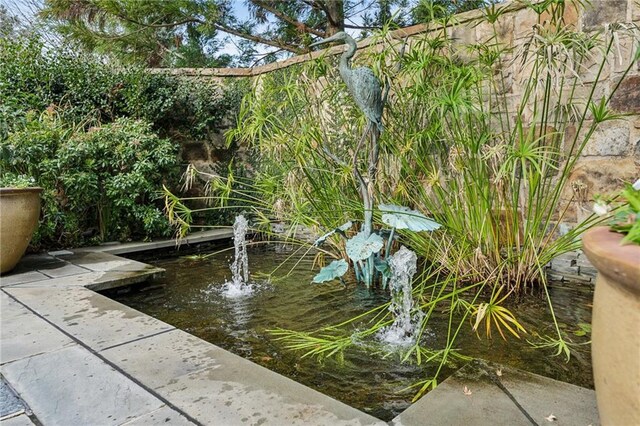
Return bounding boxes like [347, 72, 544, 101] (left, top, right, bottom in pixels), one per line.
[105, 245, 594, 421]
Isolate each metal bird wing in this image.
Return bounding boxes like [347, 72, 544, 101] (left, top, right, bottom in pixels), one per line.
[350, 67, 383, 131]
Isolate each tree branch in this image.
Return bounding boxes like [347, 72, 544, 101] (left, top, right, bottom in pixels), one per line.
[304, 0, 329, 15]
[250, 0, 325, 37]
[344, 24, 382, 30]
[213, 22, 304, 54]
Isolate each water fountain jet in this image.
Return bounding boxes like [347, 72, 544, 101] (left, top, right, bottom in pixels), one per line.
[222, 215, 253, 298]
[377, 246, 423, 346]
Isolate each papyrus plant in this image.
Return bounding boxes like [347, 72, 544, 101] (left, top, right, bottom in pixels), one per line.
[167, 0, 639, 396]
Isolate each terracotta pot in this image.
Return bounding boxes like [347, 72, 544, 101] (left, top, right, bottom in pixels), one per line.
[582, 226, 640, 426]
[0, 187, 43, 274]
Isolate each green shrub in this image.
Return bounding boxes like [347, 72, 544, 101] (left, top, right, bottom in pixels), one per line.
[0, 32, 247, 249]
[0, 34, 246, 142]
[0, 173, 36, 188]
[2, 113, 179, 247]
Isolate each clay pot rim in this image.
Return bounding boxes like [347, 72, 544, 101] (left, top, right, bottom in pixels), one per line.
[0, 187, 44, 195]
[582, 226, 640, 294]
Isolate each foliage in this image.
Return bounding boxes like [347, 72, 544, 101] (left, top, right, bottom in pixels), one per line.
[39, 0, 492, 66]
[608, 180, 640, 245]
[215, 0, 640, 398]
[412, 0, 492, 22]
[1, 113, 178, 247]
[0, 31, 247, 248]
[0, 33, 245, 143]
[0, 173, 36, 188]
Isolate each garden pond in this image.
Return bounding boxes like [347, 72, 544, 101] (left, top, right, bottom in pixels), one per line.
[103, 244, 594, 421]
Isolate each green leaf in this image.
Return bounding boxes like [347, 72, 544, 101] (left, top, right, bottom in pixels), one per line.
[313, 221, 353, 247]
[379, 204, 441, 232]
[345, 232, 384, 262]
[577, 322, 591, 333]
[373, 257, 391, 278]
[312, 259, 349, 283]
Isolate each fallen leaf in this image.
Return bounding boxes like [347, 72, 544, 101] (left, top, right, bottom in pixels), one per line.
[463, 385, 472, 396]
[545, 414, 557, 422]
[496, 368, 503, 377]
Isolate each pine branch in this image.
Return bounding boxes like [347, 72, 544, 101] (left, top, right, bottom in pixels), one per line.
[250, 0, 326, 37]
[213, 22, 305, 54]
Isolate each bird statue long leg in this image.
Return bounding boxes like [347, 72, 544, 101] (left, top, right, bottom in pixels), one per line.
[352, 122, 373, 235]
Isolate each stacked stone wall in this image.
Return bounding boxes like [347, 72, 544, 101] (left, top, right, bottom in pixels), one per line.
[154, 0, 640, 282]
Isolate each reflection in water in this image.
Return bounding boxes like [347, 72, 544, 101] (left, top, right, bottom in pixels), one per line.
[107, 246, 594, 421]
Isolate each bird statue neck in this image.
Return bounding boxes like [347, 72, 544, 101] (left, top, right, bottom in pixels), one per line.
[339, 35, 358, 83]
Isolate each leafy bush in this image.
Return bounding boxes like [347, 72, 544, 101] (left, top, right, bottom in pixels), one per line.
[0, 34, 246, 142]
[0, 32, 247, 249]
[2, 113, 178, 247]
[0, 173, 36, 188]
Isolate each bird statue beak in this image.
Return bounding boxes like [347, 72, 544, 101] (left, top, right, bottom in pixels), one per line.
[310, 33, 343, 48]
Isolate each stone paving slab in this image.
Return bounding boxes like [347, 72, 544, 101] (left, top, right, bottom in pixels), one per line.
[2, 252, 163, 291]
[37, 262, 89, 278]
[0, 292, 75, 364]
[3, 286, 174, 351]
[101, 330, 228, 389]
[45, 251, 165, 290]
[1, 345, 165, 426]
[158, 367, 385, 426]
[102, 329, 385, 426]
[4, 272, 112, 288]
[498, 364, 599, 426]
[81, 228, 234, 255]
[0, 270, 49, 287]
[120, 405, 195, 425]
[391, 359, 599, 426]
[7, 254, 64, 272]
[53, 250, 156, 273]
[0, 414, 35, 426]
[85, 268, 165, 292]
[184, 229, 234, 245]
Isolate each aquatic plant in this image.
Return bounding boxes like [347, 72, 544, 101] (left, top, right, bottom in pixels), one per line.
[166, 0, 639, 398]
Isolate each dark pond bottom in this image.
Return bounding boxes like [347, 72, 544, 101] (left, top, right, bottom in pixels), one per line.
[104, 245, 594, 421]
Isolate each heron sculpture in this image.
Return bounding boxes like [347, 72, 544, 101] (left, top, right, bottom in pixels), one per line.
[310, 31, 383, 133]
[310, 31, 387, 239]
[310, 31, 405, 287]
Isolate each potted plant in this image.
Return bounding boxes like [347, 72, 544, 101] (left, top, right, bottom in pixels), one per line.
[0, 174, 43, 274]
[582, 179, 640, 426]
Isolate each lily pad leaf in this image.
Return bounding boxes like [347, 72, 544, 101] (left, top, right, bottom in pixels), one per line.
[313, 259, 349, 283]
[373, 257, 391, 278]
[337, 221, 353, 232]
[313, 221, 353, 247]
[379, 204, 441, 232]
[346, 232, 384, 262]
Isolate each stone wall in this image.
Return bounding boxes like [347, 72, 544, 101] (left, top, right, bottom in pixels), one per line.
[153, 0, 639, 281]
